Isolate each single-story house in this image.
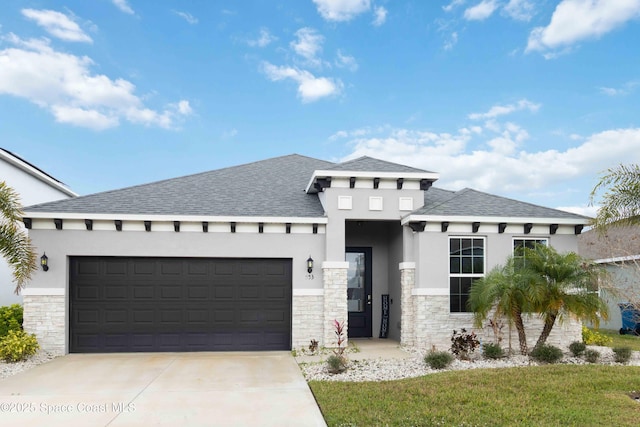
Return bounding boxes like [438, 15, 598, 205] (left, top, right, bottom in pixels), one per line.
[578, 226, 640, 332]
[0, 147, 77, 306]
[22, 154, 589, 355]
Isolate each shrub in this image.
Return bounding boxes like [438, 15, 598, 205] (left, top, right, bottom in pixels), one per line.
[326, 320, 348, 374]
[425, 351, 454, 370]
[450, 329, 480, 360]
[0, 304, 23, 337]
[612, 347, 633, 364]
[569, 341, 587, 357]
[582, 326, 612, 346]
[482, 342, 505, 359]
[0, 329, 39, 362]
[530, 344, 563, 364]
[326, 354, 348, 374]
[585, 349, 600, 363]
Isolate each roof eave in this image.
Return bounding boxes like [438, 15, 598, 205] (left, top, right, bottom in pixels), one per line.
[0, 149, 78, 198]
[305, 170, 440, 193]
[401, 214, 591, 226]
[22, 211, 329, 224]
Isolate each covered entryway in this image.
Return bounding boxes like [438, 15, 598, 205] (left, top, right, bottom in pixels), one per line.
[69, 257, 292, 353]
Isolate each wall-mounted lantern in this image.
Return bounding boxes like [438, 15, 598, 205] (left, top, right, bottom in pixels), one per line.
[40, 253, 49, 272]
[306, 256, 314, 274]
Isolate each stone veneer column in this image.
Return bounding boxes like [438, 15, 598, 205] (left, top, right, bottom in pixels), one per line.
[291, 292, 324, 349]
[399, 262, 416, 347]
[22, 289, 66, 356]
[322, 261, 349, 347]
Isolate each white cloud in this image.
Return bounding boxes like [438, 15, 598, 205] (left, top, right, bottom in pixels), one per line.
[173, 11, 198, 25]
[290, 28, 324, 67]
[247, 28, 277, 48]
[313, 0, 371, 22]
[599, 80, 639, 96]
[372, 6, 387, 26]
[0, 34, 190, 130]
[112, 0, 134, 15]
[464, 0, 499, 21]
[526, 0, 640, 55]
[335, 50, 358, 72]
[443, 0, 466, 13]
[444, 32, 459, 50]
[469, 99, 540, 120]
[21, 9, 92, 43]
[222, 128, 238, 138]
[502, 0, 535, 21]
[261, 62, 342, 103]
[339, 126, 640, 197]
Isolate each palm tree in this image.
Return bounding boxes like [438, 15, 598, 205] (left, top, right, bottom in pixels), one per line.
[0, 181, 37, 294]
[523, 244, 609, 349]
[469, 259, 539, 355]
[590, 164, 640, 229]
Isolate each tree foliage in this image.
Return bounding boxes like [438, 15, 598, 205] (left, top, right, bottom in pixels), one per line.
[469, 244, 608, 354]
[0, 181, 37, 293]
[590, 164, 640, 229]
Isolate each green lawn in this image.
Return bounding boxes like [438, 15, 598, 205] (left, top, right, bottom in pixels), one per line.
[309, 365, 640, 427]
[599, 329, 640, 351]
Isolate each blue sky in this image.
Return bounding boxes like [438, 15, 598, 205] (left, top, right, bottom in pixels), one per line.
[1, 0, 639, 216]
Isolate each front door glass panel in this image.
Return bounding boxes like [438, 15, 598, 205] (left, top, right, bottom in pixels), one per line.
[347, 252, 366, 313]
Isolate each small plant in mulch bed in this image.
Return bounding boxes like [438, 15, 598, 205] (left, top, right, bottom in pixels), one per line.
[482, 342, 505, 360]
[450, 329, 480, 360]
[326, 320, 348, 374]
[308, 339, 319, 354]
[585, 349, 601, 363]
[569, 341, 587, 357]
[530, 344, 563, 364]
[0, 329, 39, 362]
[613, 347, 633, 364]
[425, 350, 454, 370]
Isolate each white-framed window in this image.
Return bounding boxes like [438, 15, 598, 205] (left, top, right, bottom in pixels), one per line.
[449, 237, 485, 313]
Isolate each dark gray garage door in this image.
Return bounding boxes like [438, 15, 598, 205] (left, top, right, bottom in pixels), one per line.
[70, 257, 292, 353]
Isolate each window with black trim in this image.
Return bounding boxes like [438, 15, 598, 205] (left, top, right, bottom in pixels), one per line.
[513, 238, 548, 266]
[449, 237, 485, 312]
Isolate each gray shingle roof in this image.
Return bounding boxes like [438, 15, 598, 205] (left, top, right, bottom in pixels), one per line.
[418, 187, 590, 220]
[326, 156, 431, 173]
[24, 154, 588, 222]
[26, 154, 334, 217]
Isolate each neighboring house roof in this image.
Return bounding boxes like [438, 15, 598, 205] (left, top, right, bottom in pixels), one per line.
[578, 225, 640, 261]
[0, 148, 77, 198]
[26, 154, 332, 217]
[416, 187, 589, 220]
[326, 156, 432, 173]
[24, 154, 587, 223]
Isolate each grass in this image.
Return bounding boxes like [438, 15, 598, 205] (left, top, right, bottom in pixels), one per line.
[599, 329, 640, 351]
[309, 365, 640, 426]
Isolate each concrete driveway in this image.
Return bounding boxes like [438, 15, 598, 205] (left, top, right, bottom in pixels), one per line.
[0, 352, 326, 427]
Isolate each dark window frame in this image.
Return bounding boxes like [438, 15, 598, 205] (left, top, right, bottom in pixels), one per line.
[449, 237, 485, 313]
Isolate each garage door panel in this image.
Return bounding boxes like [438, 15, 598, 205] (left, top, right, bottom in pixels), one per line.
[105, 260, 127, 276]
[70, 257, 292, 353]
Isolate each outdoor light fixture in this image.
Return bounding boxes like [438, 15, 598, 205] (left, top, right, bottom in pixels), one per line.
[40, 253, 49, 272]
[306, 256, 314, 274]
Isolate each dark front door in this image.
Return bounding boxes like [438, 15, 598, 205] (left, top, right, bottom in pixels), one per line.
[346, 247, 372, 338]
[69, 257, 292, 353]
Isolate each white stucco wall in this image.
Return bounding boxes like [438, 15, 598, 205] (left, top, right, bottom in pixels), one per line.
[0, 157, 75, 306]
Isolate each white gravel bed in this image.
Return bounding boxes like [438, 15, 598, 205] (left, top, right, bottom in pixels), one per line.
[300, 346, 640, 382]
[0, 350, 57, 380]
